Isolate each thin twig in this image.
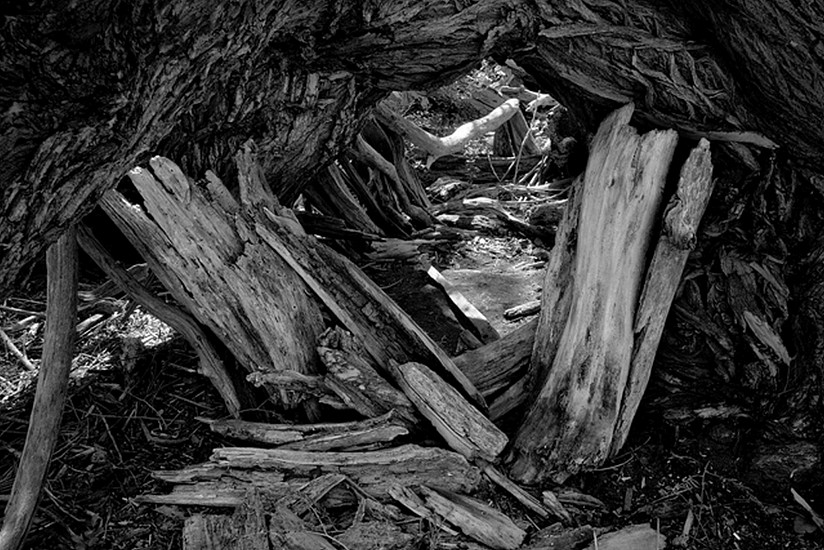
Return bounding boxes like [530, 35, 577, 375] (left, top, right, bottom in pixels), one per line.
[0, 328, 36, 371]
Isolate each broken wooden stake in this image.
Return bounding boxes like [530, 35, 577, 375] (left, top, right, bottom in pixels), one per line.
[510, 104, 682, 482]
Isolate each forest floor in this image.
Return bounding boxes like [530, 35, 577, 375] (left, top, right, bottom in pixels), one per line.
[0, 233, 821, 549]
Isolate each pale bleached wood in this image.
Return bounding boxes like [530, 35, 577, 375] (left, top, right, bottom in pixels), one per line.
[419, 486, 526, 550]
[511, 104, 680, 482]
[0, 229, 78, 550]
[611, 138, 714, 454]
[427, 266, 500, 344]
[503, 299, 541, 320]
[391, 362, 508, 462]
[374, 99, 521, 167]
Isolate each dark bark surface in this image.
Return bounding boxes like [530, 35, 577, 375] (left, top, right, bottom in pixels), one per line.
[6, 0, 824, 294]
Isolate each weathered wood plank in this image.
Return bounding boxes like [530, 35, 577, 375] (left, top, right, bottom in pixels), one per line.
[419, 486, 526, 550]
[611, 138, 714, 454]
[511, 104, 679, 482]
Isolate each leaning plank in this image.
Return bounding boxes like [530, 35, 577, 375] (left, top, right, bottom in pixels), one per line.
[611, 138, 714, 454]
[78, 225, 241, 418]
[391, 362, 508, 462]
[419, 486, 526, 550]
[197, 410, 409, 452]
[0, 229, 78, 550]
[510, 104, 679, 482]
[208, 444, 482, 497]
[427, 266, 500, 344]
[453, 318, 536, 398]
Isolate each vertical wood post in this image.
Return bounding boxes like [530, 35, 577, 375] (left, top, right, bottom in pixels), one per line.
[0, 227, 78, 550]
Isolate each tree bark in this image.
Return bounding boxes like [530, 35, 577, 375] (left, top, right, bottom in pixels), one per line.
[509, 104, 679, 483]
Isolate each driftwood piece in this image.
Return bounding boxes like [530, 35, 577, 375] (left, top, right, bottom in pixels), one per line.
[427, 266, 500, 344]
[453, 318, 536, 398]
[100, 156, 325, 408]
[419, 486, 526, 550]
[318, 327, 418, 425]
[197, 411, 408, 452]
[0, 229, 78, 550]
[374, 99, 521, 167]
[391, 362, 508, 462]
[77, 225, 241, 418]
[611, 139, 714, 454]
[511, 104, 679, 482]
[503, 299, 541, 320]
